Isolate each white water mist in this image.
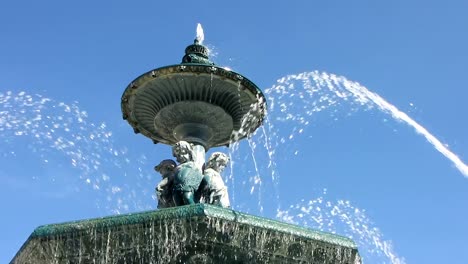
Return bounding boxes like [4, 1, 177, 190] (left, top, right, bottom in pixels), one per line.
[265, 71, 468, 178]
[196, 23, 204, 44]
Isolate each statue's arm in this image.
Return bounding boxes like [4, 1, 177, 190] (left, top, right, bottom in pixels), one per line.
[156, 177, 169, 192]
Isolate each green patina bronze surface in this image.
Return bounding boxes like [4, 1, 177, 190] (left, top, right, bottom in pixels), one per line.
[121, 39, 267, 149]
[12, 204, 360, 264]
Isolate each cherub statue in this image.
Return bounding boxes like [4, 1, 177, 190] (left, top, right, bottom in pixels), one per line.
[172, 141, 204, 206]
[198, 152, 230, 208]
[154, 159, 177, 209]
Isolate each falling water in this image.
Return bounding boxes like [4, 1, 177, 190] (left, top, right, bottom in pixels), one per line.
[276, 189, 405, 264]
[252, 70, 468, 263]
[0, 91, 154, 214]
[263, 71, 468, 178]
[3, 69, 466, 263]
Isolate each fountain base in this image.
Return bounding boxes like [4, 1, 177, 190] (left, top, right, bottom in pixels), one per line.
[12, 204, 361, 263]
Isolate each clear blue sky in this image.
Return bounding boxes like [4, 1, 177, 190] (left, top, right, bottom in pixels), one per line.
[1, 1, 468, 263]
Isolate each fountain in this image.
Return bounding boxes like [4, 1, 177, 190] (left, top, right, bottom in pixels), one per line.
[11, 26, 361, 263]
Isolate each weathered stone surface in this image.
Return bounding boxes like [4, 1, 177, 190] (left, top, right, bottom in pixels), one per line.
[12, 204, 361, 264]
[121, 64, 267, 149]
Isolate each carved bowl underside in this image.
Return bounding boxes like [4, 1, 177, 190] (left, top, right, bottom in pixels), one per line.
[121, 64, 266, 149]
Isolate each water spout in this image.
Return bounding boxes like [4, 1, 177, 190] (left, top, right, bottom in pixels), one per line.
[196, 23, 204, 44]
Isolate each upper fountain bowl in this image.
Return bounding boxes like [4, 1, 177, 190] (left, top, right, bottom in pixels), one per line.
[121, 39, 267, 149]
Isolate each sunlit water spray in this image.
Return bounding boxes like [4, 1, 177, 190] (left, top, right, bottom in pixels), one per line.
[0, 91, 154, 214]
[2, 70, 465, 263]
[277, 189, 405, 264]
[196, 23, 204, 44]
[195, 23, 219, 60]
[263, 71, 468, 178]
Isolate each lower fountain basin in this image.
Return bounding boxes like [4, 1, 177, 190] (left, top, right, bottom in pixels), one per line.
[12, 204, 361, 264]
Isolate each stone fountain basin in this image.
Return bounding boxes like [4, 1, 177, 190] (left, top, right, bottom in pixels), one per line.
[12, 204, 360, 264]
[121, 64, 267, 148]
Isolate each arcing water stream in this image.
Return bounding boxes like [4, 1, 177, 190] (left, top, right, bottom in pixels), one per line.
[2, 70, 466, 263]
[264, 71, 468, 177]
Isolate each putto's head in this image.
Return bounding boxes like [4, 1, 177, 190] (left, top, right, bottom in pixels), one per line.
[206, 152, 229, 172]
[154, 159, 177, 176]
[172, 141, 194, 163]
